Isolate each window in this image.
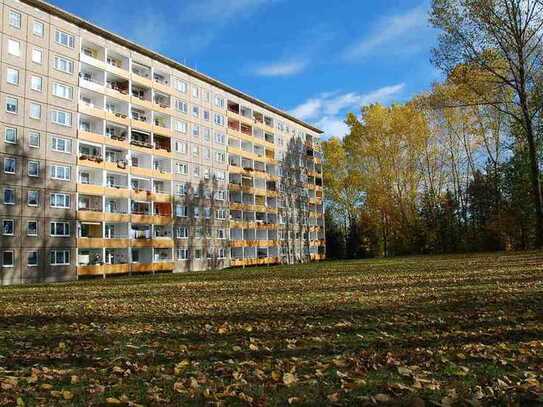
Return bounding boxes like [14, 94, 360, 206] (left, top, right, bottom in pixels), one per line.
[50, 249, 70, 266]
[27, 221, 38, 236]
[8, 11, 21, 29]
[54, 56, 74, 74]
[192, 125, 199, 137]
[175, 183, 187, 195]
[193, 207, 200, 218]
[27, 251, 38, 266]
[176, 227, 188, 239]
[27, 190, 39, 206]
[31, 48, 43, 64]
[175, 140, 187, 154]
[50, 221, 70, 237]
[194, 249, 202, 260]
[51, 136, 72, 153]
[3, 188, 15, 205]
[50, 165, 70, 181]
[215, 151, 226, 163]
[214, 113, 225, 126]
[217, 228, 226, 239]
[214, 96, 225, 108]
[4, 158, 16, 174]
[6, 97, 18, 114]
[55, 30, 74, 48]
[6, 67, 19, 85]
[193, 165, 200, 177]
[32, 20, 44, 37]
[204, 207, 211, 219]
[192, 145, 199, 157]
[192, 106, 199, 118]
[192, 87, 199, 98]
[51, 110, 72, 126]
[203, 110, 210, 121]
[3, 220, 14, 235]
[216, 207, 228, 220]
[52, 83, 73, 99]
[5, 127, 17, 144]
[215, 190, 227, 201]
[175, 79, 187, 93]
[176, 163, 188, 175]
[176, 248, 188, 260]
[7, 39, 20, 56]
[29, 103, 42, 119]
[30, 76, 43, 92]
[2, 251, 14, 268]
[175, 120, 187, 133]
[217, 248, 226, 259]
[175, 100, 188, 113]
[175, 205, 187, 217]
[29, 132, 40, 148]
[28, 161, 39, 177]
[215, 170, 225, 181]
[50, 193, 70, 208]
[215, 132, 226, 144]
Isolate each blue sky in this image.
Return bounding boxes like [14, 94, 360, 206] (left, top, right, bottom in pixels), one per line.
[50, 0, 441, 138]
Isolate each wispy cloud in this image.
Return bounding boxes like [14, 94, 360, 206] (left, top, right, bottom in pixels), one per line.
[343, 4, 433, 60]
[83, 0, 278, 55]
[290, 84, 405, 138]
[252, 59, 308, 77]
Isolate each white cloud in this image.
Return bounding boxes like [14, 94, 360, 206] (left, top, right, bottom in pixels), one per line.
[253, 60, 308, 77]
[343, 4, 432, 60]
[84, 0, 278, 56]
[289, 84, 405, 138]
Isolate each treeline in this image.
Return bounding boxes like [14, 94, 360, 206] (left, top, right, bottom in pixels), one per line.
[323, 0, 543, 258]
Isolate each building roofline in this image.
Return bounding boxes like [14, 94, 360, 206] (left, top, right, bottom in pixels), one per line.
[21, 0, 323, 135]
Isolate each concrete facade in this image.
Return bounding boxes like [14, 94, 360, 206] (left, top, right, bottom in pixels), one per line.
[0, 0, 325, 285]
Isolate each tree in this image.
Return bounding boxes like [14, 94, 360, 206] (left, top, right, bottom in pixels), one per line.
[431, 0, 543, 246]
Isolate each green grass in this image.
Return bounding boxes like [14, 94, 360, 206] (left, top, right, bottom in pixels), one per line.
[0, 252, 542, 405]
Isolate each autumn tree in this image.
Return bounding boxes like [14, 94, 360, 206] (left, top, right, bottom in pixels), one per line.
[431, 0, 543, 246]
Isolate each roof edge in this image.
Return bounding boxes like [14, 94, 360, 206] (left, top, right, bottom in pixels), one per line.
[21, 0, 323, 135]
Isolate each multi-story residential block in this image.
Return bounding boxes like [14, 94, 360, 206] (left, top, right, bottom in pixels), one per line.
[0, 0, 325, 285]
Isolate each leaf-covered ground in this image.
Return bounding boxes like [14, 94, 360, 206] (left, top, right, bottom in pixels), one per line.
[0, 252, 542, 406]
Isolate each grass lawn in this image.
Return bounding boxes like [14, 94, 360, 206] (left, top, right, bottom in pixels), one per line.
[0, 252, 542, 406]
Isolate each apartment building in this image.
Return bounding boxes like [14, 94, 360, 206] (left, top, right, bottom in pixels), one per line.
[0, 0, 325, 285]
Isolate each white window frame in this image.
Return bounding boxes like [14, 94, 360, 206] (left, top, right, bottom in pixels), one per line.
[29, 103, 42, 120]
[50, 249, 70, 266]
[31, 48, 43, 64]
[50, 165, 70, 181]
[2, 250, 14, 268]
[7, 39, 20, 56]
[6, 67, 19, 85]
[30, 75, 43, 92]
[4, 127, 17, 144]
[4, 157, 16, 174]
[54, 56, 74, 74]
[55, 30, 75, 48]
[32, 20, 44, 37]
[27, 190, 39, 206]
[50, 193, 70, 208]
[51, 110, 72, 127]
[8, 10, 21, 29]
[51, 136, 71, 153]
[27, 220, 38, 236]
[50, 221, 70, 237]
[3, 219, 15, 236]
[52, 82, 73, 100]
[28, 160, 40, 177]
[29, 132, 40, 148]
[6, 96, 18, 114]
[3, 188, 15, 205]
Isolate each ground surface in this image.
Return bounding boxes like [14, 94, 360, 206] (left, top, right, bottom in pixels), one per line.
[0, 252, 542, 406]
